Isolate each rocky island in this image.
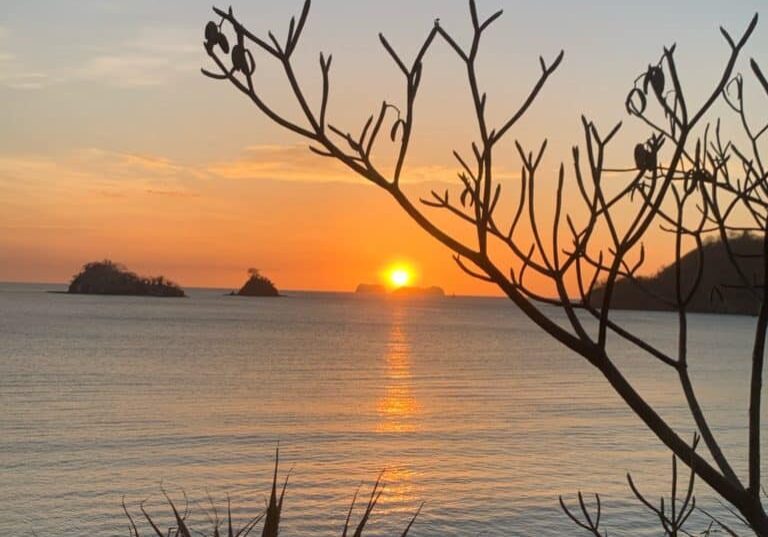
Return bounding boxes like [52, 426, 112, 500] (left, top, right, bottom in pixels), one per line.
[68, 260, 186, 297]
[355, 284, 387, 295]
[392, 286, 446, 298]
[232, 268, 280, 297]
[590, 234, 763, 315]
[355, 283, 445, 297]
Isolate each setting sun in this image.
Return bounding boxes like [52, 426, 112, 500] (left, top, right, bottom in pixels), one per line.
[387, 265, 413, 288]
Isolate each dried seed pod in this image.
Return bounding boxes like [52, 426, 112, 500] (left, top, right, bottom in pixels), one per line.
[232, 44, 247, 72]
[650, 67, 665, 95]
[218, 33, 230, 54]
[687, 169, 711, 193]
[634, 144, 650, 171]
[205, 21, 220, 45]
[231, 45, 255, 75]
[643, 66, 665, 96]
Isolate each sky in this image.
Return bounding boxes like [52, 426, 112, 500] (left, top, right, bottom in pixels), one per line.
[0, 0, 766, 294]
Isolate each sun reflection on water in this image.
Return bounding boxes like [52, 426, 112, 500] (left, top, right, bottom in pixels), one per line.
[376, 306, 420, 434]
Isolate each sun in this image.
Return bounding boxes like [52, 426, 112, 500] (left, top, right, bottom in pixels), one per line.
[387, 265, 413, 288]
[390, 269, 411, 288]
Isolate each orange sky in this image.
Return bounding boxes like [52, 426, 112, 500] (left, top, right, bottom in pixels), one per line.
[0, 142, 679, 296]
[1, 1, 766, 294]
[0, 146, 506, 294]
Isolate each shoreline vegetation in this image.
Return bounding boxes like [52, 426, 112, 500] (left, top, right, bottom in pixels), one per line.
[68, 260, 186, 298]
[590, 234, 763, 315]
[125, 450, 422, 537]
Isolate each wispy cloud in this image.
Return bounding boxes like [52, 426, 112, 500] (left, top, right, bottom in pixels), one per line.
[0, 28, 48, 90]
[78, 54, 176, 87]
[0, 25, 200, 89]
[0, 143, 517, 207]
[145, 189, 201, 198]
[1, 148, 512, 224]
[77, 26, 200, 87]
[208, 145, 354, 183]
[0, 148, 204, 200]
[207, 144, 518, 184]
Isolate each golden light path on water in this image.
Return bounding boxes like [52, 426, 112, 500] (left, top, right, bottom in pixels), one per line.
[377, 305, 420, 434]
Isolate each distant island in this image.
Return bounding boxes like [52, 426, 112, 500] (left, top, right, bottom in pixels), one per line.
[68, 260, 186, 297]
[231, 268, 280, 297]
[393, 286, 446, 297]
[355, 284, 387, 295]
[355, 283, 445, 297]
[590, 234, 763, 315]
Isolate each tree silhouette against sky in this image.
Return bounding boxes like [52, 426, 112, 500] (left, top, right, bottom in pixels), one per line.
[203, 1, 768, 533]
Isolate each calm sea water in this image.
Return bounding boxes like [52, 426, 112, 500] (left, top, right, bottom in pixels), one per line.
[0, 283, 762, 536]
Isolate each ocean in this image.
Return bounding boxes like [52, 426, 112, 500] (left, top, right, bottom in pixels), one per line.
[0, 282, 761, 536]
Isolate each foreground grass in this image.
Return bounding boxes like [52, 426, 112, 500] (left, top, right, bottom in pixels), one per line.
[122, 449, 422, 537]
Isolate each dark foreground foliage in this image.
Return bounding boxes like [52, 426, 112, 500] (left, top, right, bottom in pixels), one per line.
[123, 450, 422, 537]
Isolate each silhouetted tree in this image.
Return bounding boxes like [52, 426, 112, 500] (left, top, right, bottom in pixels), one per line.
[203, 2, 768, 533]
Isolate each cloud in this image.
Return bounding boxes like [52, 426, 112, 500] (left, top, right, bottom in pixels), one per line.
[0, 29, 48, 90]
[0, 143, 518, 210]
[77, 26, 200, 87]
[206, 144, 512, 185]
[0, 24, 199, 89]
[79, 54, 176, 87]
[208, 145, 354, 182]
[0, 148, 205, 201]
[119, 152, 192, 175]
[145, 189, 200, 198]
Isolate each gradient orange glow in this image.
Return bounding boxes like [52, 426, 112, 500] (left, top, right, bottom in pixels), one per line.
[2, 1, 755, 295]
[0, 145, 681, 296]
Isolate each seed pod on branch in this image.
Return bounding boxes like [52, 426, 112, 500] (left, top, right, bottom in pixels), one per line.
[232, 44, 255, 74]
[634, 143, 657, 172]
[643, 65, 665, 96]
[218, 33, 230, 54]
[205, 21, 219, 44]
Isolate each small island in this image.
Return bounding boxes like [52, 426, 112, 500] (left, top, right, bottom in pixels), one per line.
[68, 260, 186, 297]
[392, 286, 446, 298]
[355, 283, 445, 297]
[232, 268, 280, 297]
[355, 284, 387, 295]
